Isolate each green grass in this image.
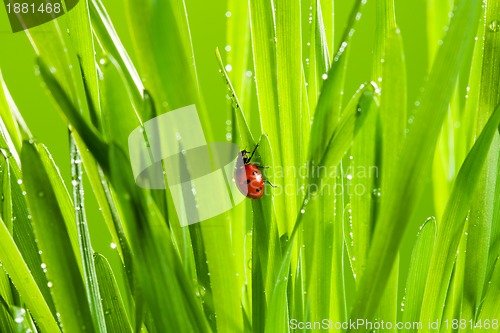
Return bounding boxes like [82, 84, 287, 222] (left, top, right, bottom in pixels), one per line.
[0, 0, 499, 332]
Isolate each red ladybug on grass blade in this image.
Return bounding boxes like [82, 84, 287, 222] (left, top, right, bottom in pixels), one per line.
[234, 143, 275, 199]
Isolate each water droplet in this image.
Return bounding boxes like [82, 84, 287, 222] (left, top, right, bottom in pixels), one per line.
[346, 174, 353, 180]
[195, 284, 206, 298]
[372, 188, 381, 198]
[17, 179, 23, 185]
[110, 243, 117, 249]
[225, 45, 231, 52]
[300, 209, 305, 214]
[47, 281, 53, 288]
[41, 263, 46, 269]
[489, 20, 500, 32]
[225, 64, 233, 72]
[71, 180, 79, 186]
[13, 308, 26, 323]
[322, 73, 328, 80]
[245, 70, 253, 77]
[225, 11, 232, 18]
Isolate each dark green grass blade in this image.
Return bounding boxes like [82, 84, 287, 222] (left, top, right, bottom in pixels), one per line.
[94, 253, 133, 333]
[0, 217, 59, 333]
[36, 58, 109, 172]
[0, 271, 16, 333]
[107, 143, 211, 333]
[21, 142, 95, 333]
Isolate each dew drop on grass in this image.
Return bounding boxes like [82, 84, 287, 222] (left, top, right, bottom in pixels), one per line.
[110, 242, 117, 249]
[225, 45, 231, 52]
[225, 64, 233, 72]
[225, 11, 231, 18]
[47, 281, 53, 288]
[17, 179, 23, 185]
[372, 188, 381, 198]
[13, 307, 26, 323]
[489, 20, 500, 32]
[322, 73, 328, 80]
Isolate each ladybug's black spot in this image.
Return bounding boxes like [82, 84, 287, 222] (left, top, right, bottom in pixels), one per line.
[246, 179, 251, 184]
[256, 188, 262, 192]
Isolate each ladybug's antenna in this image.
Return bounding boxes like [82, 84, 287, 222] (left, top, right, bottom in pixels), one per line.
[247, 143, 260, 163]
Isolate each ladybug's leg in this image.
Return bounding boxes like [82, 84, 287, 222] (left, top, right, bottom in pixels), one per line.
[265, 180, 278, 188]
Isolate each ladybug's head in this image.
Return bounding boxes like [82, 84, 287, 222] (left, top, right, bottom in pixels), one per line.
[241, 150, 250, 164]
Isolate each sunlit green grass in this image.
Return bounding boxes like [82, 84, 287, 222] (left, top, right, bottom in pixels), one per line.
[0, 0, 499, 332]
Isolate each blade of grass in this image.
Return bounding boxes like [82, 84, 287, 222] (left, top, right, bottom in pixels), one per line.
[419, 104, 500, 327]
[94, 253, 133, 333]
[64, 0, 100, 121]
[215, 48, 254, 146]
[0, 217, 60, 333]
[89, 0, 143, 109]
[0, 257, 17, 333]
[36, 57, 109, 172]
[476, 258, 500, 329]
[267, 86, 377, 331]
[348, 0, 482, 328]
[22, 141, 95, 333]
[462, 0, 500, 321]
[0, 135, 58, 318]
[0, 71, 22, 153]
[38, 144, 80, 265]
[275, 0, 302, 226]
[309, 0, 367, 164]
[401, 217, 436, 332]
[71, 139, 107, 333]
[107, 143, 211, 332]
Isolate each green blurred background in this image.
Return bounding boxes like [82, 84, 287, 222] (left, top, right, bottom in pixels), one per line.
[0, 0, 432, 302]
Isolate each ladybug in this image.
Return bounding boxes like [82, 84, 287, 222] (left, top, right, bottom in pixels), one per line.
[234, 143, 273, 199]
